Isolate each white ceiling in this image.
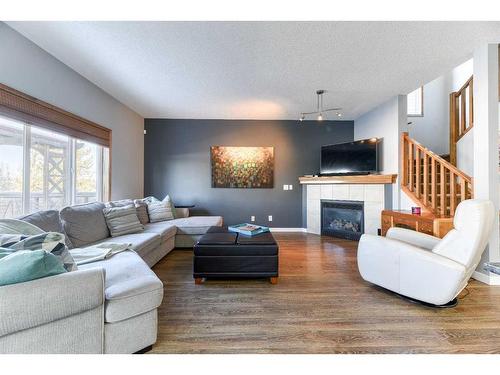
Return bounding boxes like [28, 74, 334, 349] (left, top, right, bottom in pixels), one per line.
[7, 21, 500, 120]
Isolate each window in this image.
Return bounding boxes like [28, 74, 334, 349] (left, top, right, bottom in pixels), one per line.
[0, 117, 24, 218]
[0, 115, 110, 218]
[407, 86, 424, 117]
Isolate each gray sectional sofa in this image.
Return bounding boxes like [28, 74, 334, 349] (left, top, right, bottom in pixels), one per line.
[0, 200, 223, 354]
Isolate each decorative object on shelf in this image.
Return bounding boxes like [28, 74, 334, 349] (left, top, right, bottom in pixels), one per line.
[411, 206, 422, 215]
[211, 146, 274, 188]
[228, 223, 270, 236]
[299, 90, 342, 122]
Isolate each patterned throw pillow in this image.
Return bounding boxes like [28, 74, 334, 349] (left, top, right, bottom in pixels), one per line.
[134, 199, 150, 225]
[18, 210, 74, 249]
[146, 195, 176, 223]
[103, 204, 144, 237]
[0, 232, 77, 272]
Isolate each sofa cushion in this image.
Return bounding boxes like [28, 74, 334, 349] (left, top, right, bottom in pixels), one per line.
[170, 216, 223, 235]
[18, 210, 73, 248]
[89, 232, 161, 259]
[143, 221, 177, 240]
[103, 205, 144, 237]
[79, 251, 163, 323]
[60, 202, 109, 248]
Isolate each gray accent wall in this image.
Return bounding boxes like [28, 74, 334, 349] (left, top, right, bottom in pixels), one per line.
[144, 119, 354, 228]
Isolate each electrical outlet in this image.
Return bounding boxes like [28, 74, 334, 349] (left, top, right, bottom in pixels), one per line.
[250, 216, 255, 222]
[283, 184, 289, 191]
[268, 215, 273, 222]
[289, 184, 293, 190]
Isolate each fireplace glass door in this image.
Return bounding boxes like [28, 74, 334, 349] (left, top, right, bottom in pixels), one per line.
[321, 200, 364, 240]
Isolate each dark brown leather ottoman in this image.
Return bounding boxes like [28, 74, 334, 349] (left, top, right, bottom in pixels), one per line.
[193, 226, 279, 284]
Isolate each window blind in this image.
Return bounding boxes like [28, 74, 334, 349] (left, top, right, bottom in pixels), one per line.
[0, 83, 111, 147]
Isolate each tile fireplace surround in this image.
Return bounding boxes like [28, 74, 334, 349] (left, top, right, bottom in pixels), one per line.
[305, 183, 391, 236]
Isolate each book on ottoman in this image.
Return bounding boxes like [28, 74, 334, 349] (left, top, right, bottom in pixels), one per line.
[228, 223, 270, 236]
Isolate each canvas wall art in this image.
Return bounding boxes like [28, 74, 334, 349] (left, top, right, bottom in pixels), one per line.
[211, 146, 274, 188]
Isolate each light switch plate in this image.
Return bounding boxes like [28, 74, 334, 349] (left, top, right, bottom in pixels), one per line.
[268, 215, 273, 222]
[283, 184, 289, 190]
[250, 216, 255, 222]
[289, 185, 293, 190]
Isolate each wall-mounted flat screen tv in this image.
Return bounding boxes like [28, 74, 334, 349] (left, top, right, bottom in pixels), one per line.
[320, 138, 380, 175]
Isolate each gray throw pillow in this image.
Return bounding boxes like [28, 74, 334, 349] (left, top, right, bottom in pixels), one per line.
[146, 195, 176, 223]
[18, 210, 74, 249]
[103, 204, 144, 237]
[134, 199, 150, 225]
[60, 202, 109, 248]
[107, 199, 134, 208]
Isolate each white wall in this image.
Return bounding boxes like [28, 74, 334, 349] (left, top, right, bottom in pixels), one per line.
[354, 95, 408, 209]
[408, 59, 474, 175]
[0, 23, 144, 200]
[472, 44, 500, 284]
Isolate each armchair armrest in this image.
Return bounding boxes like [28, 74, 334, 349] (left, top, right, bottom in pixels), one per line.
[0, 268, 105, 337]
[358, 234, 466, 305]
[386, 227, 441, 250]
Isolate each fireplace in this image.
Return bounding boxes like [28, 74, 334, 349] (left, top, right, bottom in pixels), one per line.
[321, 200, 364, 240]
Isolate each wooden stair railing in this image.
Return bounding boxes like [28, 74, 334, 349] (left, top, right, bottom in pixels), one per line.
[450, 76, 474, 165]
[401, 132, 473, 217]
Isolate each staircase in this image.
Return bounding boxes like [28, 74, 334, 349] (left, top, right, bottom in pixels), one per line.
[401, 75, 474, 218]
[401, 132, 473, 217]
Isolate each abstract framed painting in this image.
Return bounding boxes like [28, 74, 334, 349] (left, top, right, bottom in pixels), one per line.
[210, 146, 274, 188]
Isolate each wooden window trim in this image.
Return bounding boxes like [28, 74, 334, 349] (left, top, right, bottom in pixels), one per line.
[0, 83, 111, 147]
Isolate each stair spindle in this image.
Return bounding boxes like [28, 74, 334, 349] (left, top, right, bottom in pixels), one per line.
[460, 179, 467, 202]
[450, 171, 456, 216]
[409, 142, 414, 192]
[415, 147, 421, 198]
[431, 157, 437, 210]
[423, 153, 429, 205]
[440, 162, 446, 216]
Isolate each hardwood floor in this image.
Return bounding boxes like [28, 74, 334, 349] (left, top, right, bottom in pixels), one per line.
[151, 233, 500, 354]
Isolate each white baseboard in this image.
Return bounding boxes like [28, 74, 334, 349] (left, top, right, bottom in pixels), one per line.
[472, 271, 500, 285]
[269, 228, 307, 233]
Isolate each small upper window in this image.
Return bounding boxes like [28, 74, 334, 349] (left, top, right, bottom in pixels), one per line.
[407, 86, 424, 117]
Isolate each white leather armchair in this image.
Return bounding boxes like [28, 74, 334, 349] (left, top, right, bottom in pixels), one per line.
[357, 199, 495, 306]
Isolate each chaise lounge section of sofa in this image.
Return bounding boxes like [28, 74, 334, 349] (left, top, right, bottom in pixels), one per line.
[0, 200, 223, 354]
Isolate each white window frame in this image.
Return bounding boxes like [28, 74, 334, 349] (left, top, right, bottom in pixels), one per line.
[1, 115, 109, 216]
[407, 86, 424, 117]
